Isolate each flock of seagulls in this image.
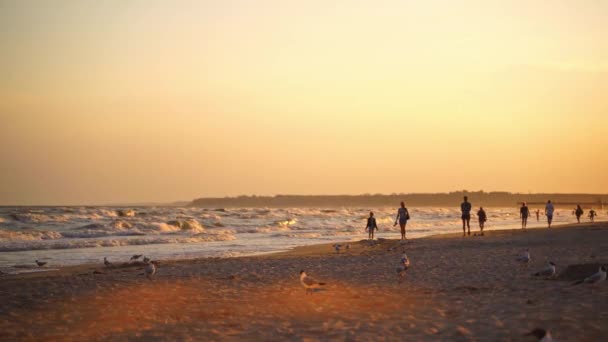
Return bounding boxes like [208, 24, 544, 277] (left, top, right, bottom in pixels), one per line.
[519, 249, 606, 287]
[100, 255, 157, 280]
[332, 243, 351, 254]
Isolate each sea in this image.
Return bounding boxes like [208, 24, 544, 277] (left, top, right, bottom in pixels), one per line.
[0, 206, 600, 273]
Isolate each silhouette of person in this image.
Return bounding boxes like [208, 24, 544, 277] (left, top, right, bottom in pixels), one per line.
[520, 202, 530, 229]
[575, 205, 584, 223]
[589, 209, 597, 223]
[461, 196, 472, 236]
[393, 201, 410, 240]
[366, 212, 378, 240]
[535, 209, 540, 221]
[545, 200, 554, 228]
[477, 207, 487, 235]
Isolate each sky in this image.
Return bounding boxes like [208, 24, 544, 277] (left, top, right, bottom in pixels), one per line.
[1, 0, 607, 205]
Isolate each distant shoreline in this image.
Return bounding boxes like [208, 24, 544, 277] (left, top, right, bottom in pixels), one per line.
[191, 192, 608, 208]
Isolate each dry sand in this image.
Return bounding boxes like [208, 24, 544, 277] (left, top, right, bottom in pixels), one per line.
[1, 223, 607, 341]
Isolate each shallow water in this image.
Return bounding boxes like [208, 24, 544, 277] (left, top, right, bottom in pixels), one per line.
[0, 206, 601, 270]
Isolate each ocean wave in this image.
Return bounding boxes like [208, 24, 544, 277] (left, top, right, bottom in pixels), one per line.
[0, 228, 63, 241]
[0, 230, 236, 252]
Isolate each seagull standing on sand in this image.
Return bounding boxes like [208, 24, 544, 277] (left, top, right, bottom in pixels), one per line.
[300, 270, 326, 295]
[533, 262, 556, 278]
[35, 260, 47, 267]
[516, 249, 531, 264]
[145, 261, 157, 280]
[572, 266, 607, 286]
[333, 244, 342, 254]
[525, 328, 555, 342]
[130, 254, 143, 261]
[104, 257, 112, 267]
[396, 252, 410, 283]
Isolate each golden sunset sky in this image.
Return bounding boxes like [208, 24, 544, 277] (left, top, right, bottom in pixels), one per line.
[1, 1, 607, 204]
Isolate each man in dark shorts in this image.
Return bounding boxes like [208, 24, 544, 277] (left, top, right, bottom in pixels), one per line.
[520, 202, 530, 229]
[366, 212, 378, 240]
[461, 196, 472, 236]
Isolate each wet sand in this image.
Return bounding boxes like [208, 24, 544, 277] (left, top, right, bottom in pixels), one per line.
[1, 223, 607, 341]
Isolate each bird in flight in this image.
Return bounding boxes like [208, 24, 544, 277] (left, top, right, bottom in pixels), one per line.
[130, 254, 143, 261]
[300, 270, 326, 295]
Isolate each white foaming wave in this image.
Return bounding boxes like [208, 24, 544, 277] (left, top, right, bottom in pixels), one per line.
[0, 229, 236, 252]
[10, 213, 71, 224]
[0, 228, 63, 241]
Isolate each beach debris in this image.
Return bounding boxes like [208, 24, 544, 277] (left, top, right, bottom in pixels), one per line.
[145, 261, 157, 281]
[533, 262, 556, 278]
[300, 270, 326, 295]
[130, 254, 143, 261]
[333, 244, 342, 254]
[143, 256, 151, 264]
[516, 249, 531, 264]
[35, 260, 47, 267]
[104, 257, 112, 267]
[93, 270, 105, 275]
[572, 266, 606, 286]
[396, 252, 411, 283]
[524, 328, 554, 341]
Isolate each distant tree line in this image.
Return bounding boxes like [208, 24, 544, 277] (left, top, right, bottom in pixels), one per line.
[190, 191, 607, 208]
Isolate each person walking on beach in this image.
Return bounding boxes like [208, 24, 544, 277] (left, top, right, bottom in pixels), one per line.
[575, 205, 584, 223]
[393, 202, 410, 240]
[366, 212, 378, 240]
[589, 209, 597, 223]
[545, 200, 555, 228]
[520, 202, 530, 229]
[535, 209, 540, 221]
[477, 207, 487, 235]
[461, 196, 472, 236]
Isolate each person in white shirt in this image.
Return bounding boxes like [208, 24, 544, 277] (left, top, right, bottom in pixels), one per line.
[545, 200, 555, 228]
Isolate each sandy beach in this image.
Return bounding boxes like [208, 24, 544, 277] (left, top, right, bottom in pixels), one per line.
[1, 222, 607, 341]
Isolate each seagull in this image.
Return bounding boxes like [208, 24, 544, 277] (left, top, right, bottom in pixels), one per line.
[143, 256, 151, 264]
[333, 244, 342, 254]
[396, 252, 411, 283]
[572, 266, 607, 286]
[533, 262, 556, 278]
[525, 328, 555, 342]
[300, 270, 326, 295]
[35, 260, 47, 267]
[104, 257, 112, 267]
[516, 249, 531, 264]
[145, 261, 157, 281]
[130, 254, 143, 261]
